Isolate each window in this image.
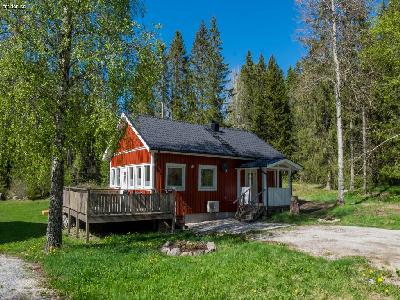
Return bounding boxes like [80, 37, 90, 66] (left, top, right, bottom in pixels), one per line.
[128, 166, 135, 188]
[115, 168, 120, 187]
[144, 165, 151, 187]
[198, 165, 217, 191]
[110, 168, 115, 186]
[165, 163, 186, 191]
[136, 165, 143, 187]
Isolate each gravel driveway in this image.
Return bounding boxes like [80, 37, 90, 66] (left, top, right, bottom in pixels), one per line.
[256, 225, 400, 272]
[188, 219, 400, 273]
[0, 255, 55, 299]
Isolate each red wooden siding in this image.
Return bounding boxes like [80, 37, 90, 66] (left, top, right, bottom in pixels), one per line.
[155, 153, 247, 218]
[115, 125, 144, 153]
[111, 125, 150, 167]
[111, 150, 150, 167]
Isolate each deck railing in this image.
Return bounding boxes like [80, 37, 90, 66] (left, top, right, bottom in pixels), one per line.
[267, 188, 291, 206]
[63, 187, 176, 242]
[63, 187, 175, 216]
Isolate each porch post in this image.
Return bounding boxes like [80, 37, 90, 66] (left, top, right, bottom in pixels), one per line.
[236, 169, 241, 199]
[150, 152, 156, 192]
[262, 167, 267, 207]
[288, 168, 292, 196]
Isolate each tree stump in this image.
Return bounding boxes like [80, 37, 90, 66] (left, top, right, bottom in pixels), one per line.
[290, 196, 300, 216]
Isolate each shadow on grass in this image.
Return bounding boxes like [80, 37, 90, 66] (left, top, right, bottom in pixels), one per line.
[0, 221, 47, 244]
[65, 229, 245, 254]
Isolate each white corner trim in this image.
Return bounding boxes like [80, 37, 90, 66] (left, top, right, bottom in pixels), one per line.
[120, 113, 150, 151]
[198, 165, 217, 191]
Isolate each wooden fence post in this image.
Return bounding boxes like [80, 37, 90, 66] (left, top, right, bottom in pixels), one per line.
[171, 190, 176, 234]
[67, 187, 71, 235]
[75, 192, 79, 238]
[86, 189, 90, 243]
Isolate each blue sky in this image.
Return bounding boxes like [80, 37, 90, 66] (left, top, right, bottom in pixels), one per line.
[141, 0, 305, 74]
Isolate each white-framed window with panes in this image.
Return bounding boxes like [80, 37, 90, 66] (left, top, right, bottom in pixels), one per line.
[165, 163, 186, 191]
[198, 165, 217, 191]
[110, 164, 151, 189]
[110, 167, 121, 187]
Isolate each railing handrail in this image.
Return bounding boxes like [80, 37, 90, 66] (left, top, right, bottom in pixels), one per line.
[63, 188, 175, 216]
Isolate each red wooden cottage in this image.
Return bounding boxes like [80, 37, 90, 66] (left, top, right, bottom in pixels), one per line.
[108, 113, 301, 223]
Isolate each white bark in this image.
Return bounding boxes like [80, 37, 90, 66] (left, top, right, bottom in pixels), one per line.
[331, 0, 345, 204]
[349, 118, 354, 191]
[362, 105, 367, 194]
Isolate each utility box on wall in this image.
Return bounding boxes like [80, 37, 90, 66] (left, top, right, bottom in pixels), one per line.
[207, 201, 220, 213]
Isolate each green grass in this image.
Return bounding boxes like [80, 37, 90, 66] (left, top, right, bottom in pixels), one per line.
[271, 183, 400, 229]
[1, 199, 400, 299]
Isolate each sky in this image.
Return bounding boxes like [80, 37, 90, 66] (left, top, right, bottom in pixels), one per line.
[140, 0, 305, 74]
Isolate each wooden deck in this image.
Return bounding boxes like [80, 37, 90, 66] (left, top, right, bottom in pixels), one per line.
[63, 187, 176, 242]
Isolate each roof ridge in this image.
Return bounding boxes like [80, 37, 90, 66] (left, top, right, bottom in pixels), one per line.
[137, 114, 253, 133]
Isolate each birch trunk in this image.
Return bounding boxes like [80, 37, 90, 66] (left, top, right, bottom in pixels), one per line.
[45, 5, 72, 251]
[331, 0, 345, 205]
[349, 118, 354, 191]
[362, 105, 367, 194]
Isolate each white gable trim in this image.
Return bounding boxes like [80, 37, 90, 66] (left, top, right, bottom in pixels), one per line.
[120, 113, 150, 151]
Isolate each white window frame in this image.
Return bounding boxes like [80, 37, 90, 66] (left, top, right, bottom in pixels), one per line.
[198, 165, 217, 191]
[136, 165, 143, 188]
[165, 163, 186, 191]
[111, 164, 152, 190]
[144, 165, 151, 188]
[112, 167, 120, 187]
[128, 166, 135, 189]
[110, 168, 115, 187]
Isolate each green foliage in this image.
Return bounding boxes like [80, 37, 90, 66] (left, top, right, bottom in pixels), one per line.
[362, 0, 400, 183]
[189, 19, 228, 124]
[227, 53, 294, 157]
[1, 199, 399, 299]
[167, 31, 190, 121]
[0, 0, 160, 197]
[271, 183, 400, 229]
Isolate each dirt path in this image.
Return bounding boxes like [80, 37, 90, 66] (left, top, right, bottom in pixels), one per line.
[0, 255, 55, 299]
[256, 225, 400, 272]
[189, 219, 400, 273]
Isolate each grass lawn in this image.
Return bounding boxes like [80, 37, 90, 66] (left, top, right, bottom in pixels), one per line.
[271, 183, 400, 229]
[0, 198, 400, 299]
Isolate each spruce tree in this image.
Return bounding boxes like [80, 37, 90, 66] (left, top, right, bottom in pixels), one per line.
[168, 31, 189, 121]
[208, 17, 229, 122]
[190, 21, 211, 123]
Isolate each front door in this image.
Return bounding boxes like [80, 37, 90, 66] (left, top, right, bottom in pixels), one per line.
[245, 169, 258, 204]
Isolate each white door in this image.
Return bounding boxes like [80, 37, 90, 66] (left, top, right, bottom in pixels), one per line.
[245, 169, 258, 204]
[121, 167, 128, 190]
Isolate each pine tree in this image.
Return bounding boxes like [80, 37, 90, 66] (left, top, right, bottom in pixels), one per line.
[208, 17, 229, 122]
[253, 56, 294, 156]
[168, 31, 189, 121]
[190, 21, 211, 123]
[239, 51, 256, 130]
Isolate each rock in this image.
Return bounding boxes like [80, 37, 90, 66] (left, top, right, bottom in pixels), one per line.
[168, 247, 181, 256]
[206, 242, 216, 253]
[163, 241, 172, 248]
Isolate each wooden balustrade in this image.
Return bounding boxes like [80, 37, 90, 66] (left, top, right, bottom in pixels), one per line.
[62, 187, 176, 242]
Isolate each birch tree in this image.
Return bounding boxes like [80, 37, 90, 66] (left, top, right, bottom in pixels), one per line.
[296, 0, 370, 204]
[1, 0, 147, 250]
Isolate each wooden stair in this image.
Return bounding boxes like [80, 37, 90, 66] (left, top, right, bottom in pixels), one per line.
[235, 203, 266, 222]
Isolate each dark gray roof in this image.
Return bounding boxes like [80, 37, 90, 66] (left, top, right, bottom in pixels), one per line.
[128, 115, 285, 160]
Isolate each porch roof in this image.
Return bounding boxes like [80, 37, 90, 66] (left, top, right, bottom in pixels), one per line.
[239, 158, 302, 170]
